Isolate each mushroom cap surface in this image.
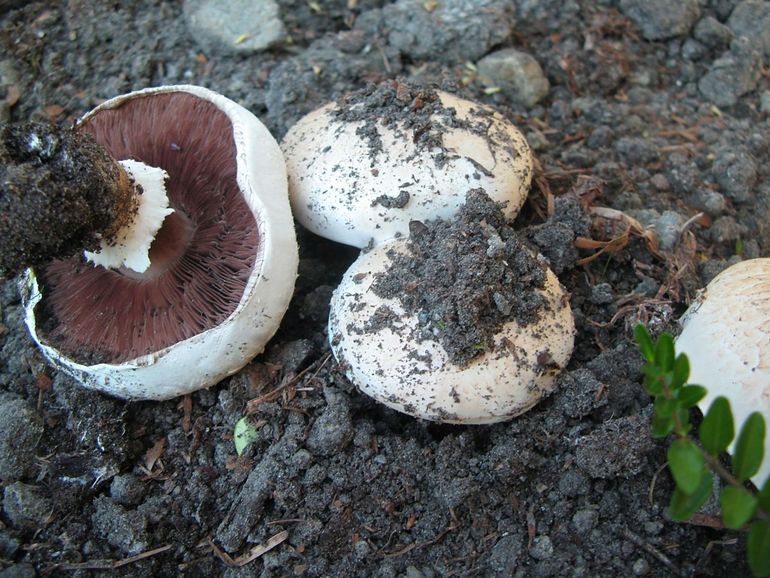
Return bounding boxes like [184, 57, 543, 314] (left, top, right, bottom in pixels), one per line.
[22, 85, 297, 401]
[675, 258, 770, 487]
[328, 239, 575, 424]
[282, 89, 533, 248]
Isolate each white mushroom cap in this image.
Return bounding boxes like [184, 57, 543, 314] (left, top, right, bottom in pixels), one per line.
[675, 258, 770, 487]
[328, 239, 575, 424]
[22, 85, 297, 401]
[282, 88, 533, 248]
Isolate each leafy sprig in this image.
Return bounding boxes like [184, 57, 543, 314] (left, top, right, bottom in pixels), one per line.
[635, 324, 770, 577]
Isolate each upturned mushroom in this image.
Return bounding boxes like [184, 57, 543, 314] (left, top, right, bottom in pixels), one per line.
[328, 190, 575, 423]
[281, 81, 533, 248]
[15, 85, 297, 400]
[675, 258, 770, 487]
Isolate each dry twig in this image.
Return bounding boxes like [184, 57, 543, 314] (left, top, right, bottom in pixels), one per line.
[45, 544, 172, 573]
[207, 530, 288, 567]
[576, 206, 663, 266]
[245, 353, 331, 414]
[381, 508, 459, 558]
[623, 528, 685, 578]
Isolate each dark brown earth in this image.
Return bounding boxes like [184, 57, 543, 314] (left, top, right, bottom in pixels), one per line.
[371, 189, 549, 367]
[1, 1, 768, 577]
[335, 81, 448, 159]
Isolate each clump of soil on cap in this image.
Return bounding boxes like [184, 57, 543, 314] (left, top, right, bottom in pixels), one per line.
[0, 122, 136, 276]
[333, 80, 494, 169]
[371, 188, 547, 366]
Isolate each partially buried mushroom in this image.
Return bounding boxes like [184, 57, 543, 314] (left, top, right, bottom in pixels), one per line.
[17, 85, 297, 400]
[328, 190, 575, 424]
[675, 258, 770, 487]
[281, 81, 533, 248]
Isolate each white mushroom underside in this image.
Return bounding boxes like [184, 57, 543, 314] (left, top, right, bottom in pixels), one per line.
[675, 258, 770, 488]
[282, 91, 533, 248]
[328, 239, 575, 424]
[22, 85, 298, 401]
[84, 159, 174, 273]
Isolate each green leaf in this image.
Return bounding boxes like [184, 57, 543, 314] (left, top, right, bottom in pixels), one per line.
[677, 407, 693, 436]
[634, 324, 655, 363]
[671, 354, 690, 390]
[668, 439, 705, 494]
[233, 416, 260, 456]
[651, 412, 675, 438]
[700, 396, 735, 455]
[677, 384, 706, 408]
[733, 412, 766, 482]
[719, 486, 758, 529]
[735, 237, 745, 257]
[669, 471, 714, 522]
[748, 521, 770, 578]
[655, 332, 675, 372]
[642, 365, 665, 397]
[759, 476, 770, 513]
[655, 396, 678, 419]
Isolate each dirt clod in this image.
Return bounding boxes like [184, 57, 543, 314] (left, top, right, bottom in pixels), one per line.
[371, 189, 547, 366]
[0, 122, 135, 276]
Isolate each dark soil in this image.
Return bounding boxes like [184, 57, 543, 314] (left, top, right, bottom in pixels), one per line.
[334, 80, 520, 172]
[334, 80, 449, 161]
[1, 1, 768, 577]
[371, 189, 548, 367]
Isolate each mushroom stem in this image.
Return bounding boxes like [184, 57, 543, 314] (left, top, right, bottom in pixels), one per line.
[0, 121, 172, 276]
[84, 158, 174, 273]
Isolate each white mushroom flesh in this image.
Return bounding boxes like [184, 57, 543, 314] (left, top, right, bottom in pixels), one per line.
[675, 258, 770, 488]
[282, 89, 533, 248]
[84, 159, 174, 273]
[328, 239, 575, 424]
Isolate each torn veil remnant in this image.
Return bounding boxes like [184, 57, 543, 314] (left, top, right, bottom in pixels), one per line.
[328, 191, 575, 424]
[83, 158, 173, 273]
[19, 85, 298, 401]
[675, 258, 770, 487]
[281, 80, 533, 248]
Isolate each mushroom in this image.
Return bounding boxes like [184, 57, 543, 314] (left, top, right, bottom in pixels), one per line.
[19, 85, 298, 400]
[328, 190, 575, 423]
[675, 258, 770, 487]
[281, 81, 533, 248]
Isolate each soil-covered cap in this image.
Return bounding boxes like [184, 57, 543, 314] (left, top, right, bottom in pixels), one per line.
[282, 80, 533, 248]
[21, 85, 298, 401]
[328, 190, 575, 423]
[675, 258, 770, 487]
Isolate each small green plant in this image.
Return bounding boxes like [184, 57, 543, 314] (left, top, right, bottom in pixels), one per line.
[233, 416, 260, 456]
[635, 324, 770, 577]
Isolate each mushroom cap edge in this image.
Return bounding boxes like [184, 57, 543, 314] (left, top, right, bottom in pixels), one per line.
[675, 257, 770, 487]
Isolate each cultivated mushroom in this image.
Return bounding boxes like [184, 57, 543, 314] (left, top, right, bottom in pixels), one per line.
[675, 258, 770, 487]
[328, 190, 575, 424]
[281, 81, 533, 248]
[18, 85, 298, 400]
